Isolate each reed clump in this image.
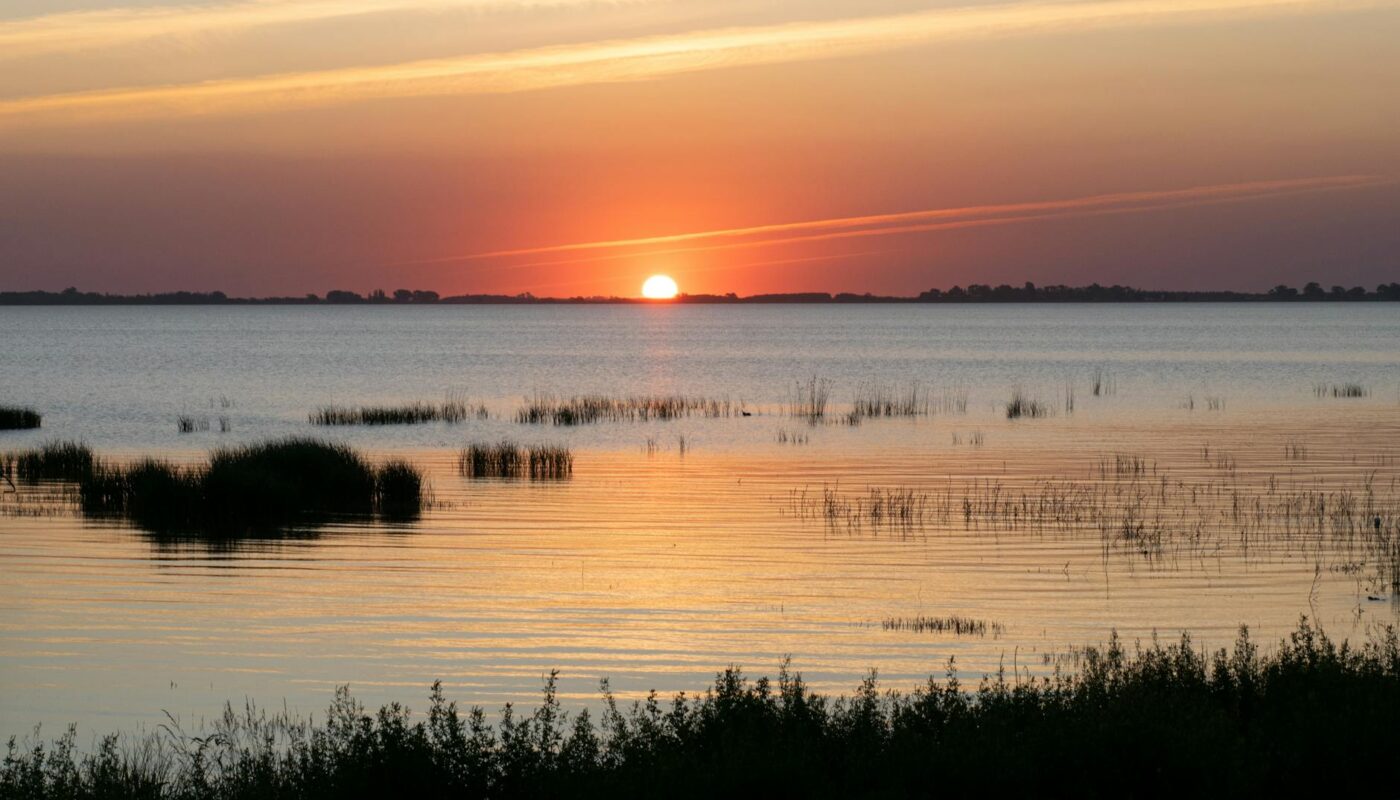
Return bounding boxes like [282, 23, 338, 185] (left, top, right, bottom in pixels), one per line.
[5, 620, 1398, 797]
[881, 615, 1003, 637]
[1314, 382, 1368, 398]
[459, 441, 573, 479]
[789, 376, 830, 423]
[311, 400, 481, 426]
[1, 440, 95, 483]
[78, 438, 422, 533]
[516, 393, 738, 425]
[1005, 389, 1049, 419]
[0, 405, 41, 430]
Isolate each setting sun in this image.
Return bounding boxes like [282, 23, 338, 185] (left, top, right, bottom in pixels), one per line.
[641, 274, 679, 299]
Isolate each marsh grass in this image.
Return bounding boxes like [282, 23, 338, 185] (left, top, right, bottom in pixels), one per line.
[76, 439, 422, 533]
[1091, 368, 1117, 397]
[1005, 389, 1048, 420]
[1315, 382, 1368, 398]
[0, 406, 41, 430]
[787, 458, 1400, 587]
[789, 376, 830, 423]
[459, 441, 572, 479]
[5, 620, 1399, 797]
[881, 616, 1004, 637]
[311, 400, 479, 426]
[776, 428, 809, 445]
[516, 393, 738, 425]
[1, 441, 95, 483]
[176, 415, 210, 433]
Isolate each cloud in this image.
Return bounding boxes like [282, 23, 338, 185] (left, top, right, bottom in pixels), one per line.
[0, 0, 640, 61]
[390, 175, 1390, 269]
[2, 0, 1394, 125]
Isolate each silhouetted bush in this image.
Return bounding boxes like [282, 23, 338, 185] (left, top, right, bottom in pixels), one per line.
[4, 620, 1397, 798]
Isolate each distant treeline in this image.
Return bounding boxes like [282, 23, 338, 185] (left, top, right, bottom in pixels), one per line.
[3, 282, 1399, 305]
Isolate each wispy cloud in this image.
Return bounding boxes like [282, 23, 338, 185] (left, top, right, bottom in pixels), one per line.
[2, 0, 1394, 125]
[393, 175, 1389, 269]
[0, 0, 640, 61]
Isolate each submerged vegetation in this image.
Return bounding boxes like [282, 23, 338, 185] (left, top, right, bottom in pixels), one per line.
[311, 400, 483, 426]
[516, 394, 739, 426]
[3, 439, 421, 533]
[5, 620, 1399, 797]
[0, 405, 41, 430]
[459, 441, 573, 480]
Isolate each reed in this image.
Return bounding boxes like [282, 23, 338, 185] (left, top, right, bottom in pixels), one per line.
[1, 440, 94, 482]
[459, 441, 572, 479]
[0, 405, 41, 430]
[776, 428, 809, 445]
[852, 382, 930, 418]
[79, 438, 421, 533]
[1315, 382, 1368, 398]
[789, 376, 830, 423]
[176, 415, 210, 433]
[1005, 389, 1048, 419]
[5, 620, 1398, 797]
[881, 615, 1003, 636]
[310, 400, 481, 426]
[516, 393, 737, 425]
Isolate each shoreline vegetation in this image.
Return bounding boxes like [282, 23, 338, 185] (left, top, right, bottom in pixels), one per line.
[4, 282, 1400, 305]
[3, 620, 1397, 797]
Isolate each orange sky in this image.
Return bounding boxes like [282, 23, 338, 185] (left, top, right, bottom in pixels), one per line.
[1, 0, 1397, 296]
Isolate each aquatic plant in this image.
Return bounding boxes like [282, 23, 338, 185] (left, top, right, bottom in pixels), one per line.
[1314, 382, 1368, 398]
[310, 400, 481, 425]
[79, 439, 422, 533]
[1005, 389, 1048, 419]
[515, 393, 738, 425]
[4, 620, 1398, 797]
[881, 616, 1003, 636]
[177, 415, 210, 433]
[776, 428, 809, 445]
[0, 406, 41, 430]
[1, 440, 94, 483]
[459, 441, 572, 480]
[789, 376, 830, 423]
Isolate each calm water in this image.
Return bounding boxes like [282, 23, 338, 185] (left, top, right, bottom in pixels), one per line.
[2, 304, 1398, 739]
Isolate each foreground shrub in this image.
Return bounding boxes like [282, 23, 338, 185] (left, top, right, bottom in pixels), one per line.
[3, 619, 1397, 798]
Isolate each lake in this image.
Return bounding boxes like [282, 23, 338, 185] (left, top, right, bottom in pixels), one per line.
[2, 304, 1398, 739]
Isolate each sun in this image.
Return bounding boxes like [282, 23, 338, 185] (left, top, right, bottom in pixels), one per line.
[641, 274, 679, 299]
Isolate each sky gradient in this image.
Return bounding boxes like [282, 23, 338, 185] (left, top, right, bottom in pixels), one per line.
[2, 0, 1398, 296]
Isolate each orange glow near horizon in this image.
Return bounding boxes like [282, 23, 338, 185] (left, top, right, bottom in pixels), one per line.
[1, 0, 1397, 296]
[641, 274, 679, 299]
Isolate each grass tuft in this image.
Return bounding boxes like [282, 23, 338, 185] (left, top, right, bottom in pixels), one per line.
[459, 441, 573, 479]
[0, 405, 41, 430]
[311, 400, 483, 425]
[77, 439, 422, 533]
[1006, 389, 1049, 419]
[1, 440, 94, 483]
